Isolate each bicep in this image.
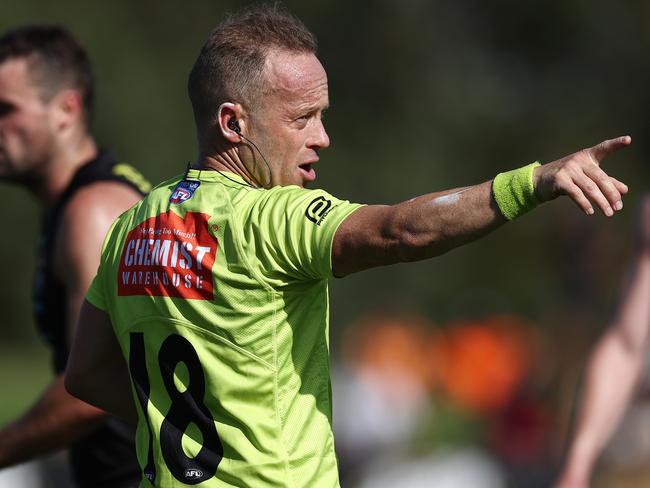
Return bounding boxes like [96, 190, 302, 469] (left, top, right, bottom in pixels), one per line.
[65, 300, 136, 423]
[332, 205, 398, 277]
[65, 300, 122, 394]
[54, 183, 142, 345]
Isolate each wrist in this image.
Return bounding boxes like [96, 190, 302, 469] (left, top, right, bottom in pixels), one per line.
[492, 162, 541, 220]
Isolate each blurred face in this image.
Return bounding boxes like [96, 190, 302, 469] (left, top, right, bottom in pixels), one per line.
[0, 58, 56, 184]
[246, 50, 330, 188]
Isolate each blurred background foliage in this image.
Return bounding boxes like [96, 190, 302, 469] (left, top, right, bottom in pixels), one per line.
[2, 0, 647, 343]
[1, 0, 650, 485]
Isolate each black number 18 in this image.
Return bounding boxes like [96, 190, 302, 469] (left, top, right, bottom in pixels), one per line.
[129, 332, 223, 485]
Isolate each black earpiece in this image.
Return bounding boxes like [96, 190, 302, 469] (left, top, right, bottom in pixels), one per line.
[225, 116, 272, 188]
[228, 118, 241, 134]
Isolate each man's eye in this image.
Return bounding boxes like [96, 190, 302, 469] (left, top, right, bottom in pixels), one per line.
[0, 102, 15, 117]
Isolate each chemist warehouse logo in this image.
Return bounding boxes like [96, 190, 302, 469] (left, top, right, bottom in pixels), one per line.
[305, 196, 332, 225]
[118, 211, 216, 300]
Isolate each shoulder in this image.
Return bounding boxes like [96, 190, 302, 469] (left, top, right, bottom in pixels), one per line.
[63, 180, 143, 225]
[254, 185, 338, 211]
[54, 181, 143, 268]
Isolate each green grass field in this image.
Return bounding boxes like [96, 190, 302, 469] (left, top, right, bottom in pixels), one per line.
[0, 343, 52, 424]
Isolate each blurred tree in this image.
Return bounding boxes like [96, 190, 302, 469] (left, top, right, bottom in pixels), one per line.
[0, 0, 646, 347]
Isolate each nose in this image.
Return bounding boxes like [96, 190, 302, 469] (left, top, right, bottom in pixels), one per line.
[309, 119, 330, 151]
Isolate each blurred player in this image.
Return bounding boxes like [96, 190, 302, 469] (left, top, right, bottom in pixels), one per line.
[0, 26, 149, 487]
[556, 196, 650, 488]
[64, 4, 631, 487]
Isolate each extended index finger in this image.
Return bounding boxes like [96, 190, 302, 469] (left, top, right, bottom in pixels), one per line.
[589, 135, 632, 163]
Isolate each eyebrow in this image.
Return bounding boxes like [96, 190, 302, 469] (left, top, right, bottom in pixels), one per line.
[293, 100, 329, 115]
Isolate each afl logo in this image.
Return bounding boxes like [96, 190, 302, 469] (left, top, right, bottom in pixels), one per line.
[170, 188, 191, 203]
[170, 180, 201, 204]
[184, 468, 204, 481]
[305, 196, 332, 225]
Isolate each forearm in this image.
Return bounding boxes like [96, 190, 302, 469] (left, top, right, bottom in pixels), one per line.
[333, 181, 506, 275]
[561, 333, 644, 485]
[65, 302, 137, 425]
[389, 181, 505, 261]
[65, 368, 137, 425]
[0, 375, 106, 468]
[560, 255, 650, 485]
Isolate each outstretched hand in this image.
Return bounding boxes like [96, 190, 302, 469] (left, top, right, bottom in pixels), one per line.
[533, 136, 631, 216]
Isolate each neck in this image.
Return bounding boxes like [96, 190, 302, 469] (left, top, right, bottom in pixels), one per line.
[197, 144, 266, 188]
[35, 133, 98, 205]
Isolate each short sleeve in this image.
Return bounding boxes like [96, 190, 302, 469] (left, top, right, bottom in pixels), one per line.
[245, 186, 363, 281]
[85, 272, 107, 310]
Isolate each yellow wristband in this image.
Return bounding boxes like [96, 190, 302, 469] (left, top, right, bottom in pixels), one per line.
[492, 162, 541, 220]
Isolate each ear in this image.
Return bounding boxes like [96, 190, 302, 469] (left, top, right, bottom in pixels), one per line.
[51, 89, 84, 132]
[217, 102, 245, 143]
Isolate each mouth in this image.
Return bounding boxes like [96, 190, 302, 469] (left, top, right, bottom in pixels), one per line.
[298, 162, 317, 182]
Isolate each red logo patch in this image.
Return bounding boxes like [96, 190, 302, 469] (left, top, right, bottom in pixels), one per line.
[117, 211, 217, 300]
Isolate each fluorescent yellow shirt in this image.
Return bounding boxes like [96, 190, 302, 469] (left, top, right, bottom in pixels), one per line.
[87, 169, 363, 487]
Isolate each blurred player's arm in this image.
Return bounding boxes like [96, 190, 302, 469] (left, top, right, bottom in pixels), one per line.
[556, 196, 650, 488]
[0, 183, 140, 468]
[333, 137, 630, 276]
[65, 300, 136, 423]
